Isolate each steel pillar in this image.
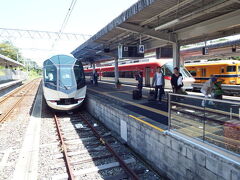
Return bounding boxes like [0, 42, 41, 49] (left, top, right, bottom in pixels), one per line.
[114, 58, 119, 85]
[173, 42, 180, 68]
[92, 63, 96, 73]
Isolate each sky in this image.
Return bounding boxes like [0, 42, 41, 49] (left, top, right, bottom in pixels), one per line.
[0, 0, 138, 66]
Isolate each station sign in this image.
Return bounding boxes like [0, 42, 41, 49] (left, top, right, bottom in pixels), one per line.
[138, 45, 145, 53]
[118, 45, 144, 59]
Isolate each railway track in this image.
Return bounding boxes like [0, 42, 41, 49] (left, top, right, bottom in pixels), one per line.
[170, 101, 240, 154]
[192, 83, 240, 96]
[52, 111, 162, 180]
[0, 79, 40, 123]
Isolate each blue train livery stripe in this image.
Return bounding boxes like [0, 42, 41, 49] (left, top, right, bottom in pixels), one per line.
[215, 74, 240, 78]
[195, 74, 240, 80]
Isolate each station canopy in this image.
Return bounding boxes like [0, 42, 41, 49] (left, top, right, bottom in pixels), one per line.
[72, 0, 240, 63]
[0, 54, 24, 67]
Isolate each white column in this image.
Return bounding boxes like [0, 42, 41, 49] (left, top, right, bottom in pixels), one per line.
[92, 63, 95, 73]
[114, 58, 119, 85]
[173, 42, 180, 68]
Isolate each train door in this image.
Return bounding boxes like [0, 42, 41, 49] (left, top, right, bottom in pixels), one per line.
[145, 67, 151, 86]
[201, 68, 206, 77]
[237, 65, 240, 84]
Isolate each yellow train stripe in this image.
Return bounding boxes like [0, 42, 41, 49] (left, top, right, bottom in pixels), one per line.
[129, 115, 165, 132]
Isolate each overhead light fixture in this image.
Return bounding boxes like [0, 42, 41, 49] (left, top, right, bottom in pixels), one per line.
[155, 19, 180, 31]
[96, 50, 102, 54]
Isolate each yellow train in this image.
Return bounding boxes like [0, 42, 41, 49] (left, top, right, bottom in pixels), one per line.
[185, 60, 240, 85]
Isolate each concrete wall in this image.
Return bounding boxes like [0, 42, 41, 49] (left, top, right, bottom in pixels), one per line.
[86, 94, 240, 180]
[0, 69, 28, 82]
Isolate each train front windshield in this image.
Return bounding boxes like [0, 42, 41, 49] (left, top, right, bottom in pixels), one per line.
[43, 55, 85, 92]
[59, 66, 75, 89]
[163, 61, 192, 78]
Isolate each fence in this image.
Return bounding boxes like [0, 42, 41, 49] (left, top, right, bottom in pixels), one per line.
[168, 93, 240, 154]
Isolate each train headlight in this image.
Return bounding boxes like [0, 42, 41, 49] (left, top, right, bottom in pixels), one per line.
[76, 98, 84, 102]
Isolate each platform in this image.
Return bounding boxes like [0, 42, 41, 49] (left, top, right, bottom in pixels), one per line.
[85, 81, 240, 180]
[86, 81, 240, 130]
[0, 79, 23, 90]
[0, 79, 23, 97]
[87, 81, 169, 130]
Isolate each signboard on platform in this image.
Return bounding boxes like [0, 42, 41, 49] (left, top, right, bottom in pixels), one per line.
[118, 45, 144, 59]
[138, 45, 145, 53]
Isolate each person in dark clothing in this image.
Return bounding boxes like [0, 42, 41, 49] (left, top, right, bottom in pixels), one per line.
[212, 78, 224, 99]
[171, 67, 183, 94]
[136, 71, 143, 95]
[152, 66, 165, 103]
[93, 71, 99, 86]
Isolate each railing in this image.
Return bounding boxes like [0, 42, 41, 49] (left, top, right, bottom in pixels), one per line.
[168, 93, 240, 154]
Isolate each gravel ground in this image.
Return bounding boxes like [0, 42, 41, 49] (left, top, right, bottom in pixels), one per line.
[38, 96, 67, 179]
[0, 79, 41, 180]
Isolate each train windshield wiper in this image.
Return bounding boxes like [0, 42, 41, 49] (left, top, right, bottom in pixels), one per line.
[58, 79, 68, 90]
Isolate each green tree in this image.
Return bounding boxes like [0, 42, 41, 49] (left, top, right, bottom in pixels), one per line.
[0, 41, 22, 62]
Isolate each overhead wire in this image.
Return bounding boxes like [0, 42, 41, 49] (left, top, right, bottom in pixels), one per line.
[59, 0, 78, 34]
[52, 0, 78, 49]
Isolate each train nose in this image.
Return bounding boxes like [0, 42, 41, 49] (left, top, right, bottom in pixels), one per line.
[75, 98, 84, 102]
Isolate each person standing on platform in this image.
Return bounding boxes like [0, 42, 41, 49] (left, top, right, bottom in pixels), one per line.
[93, 70, 99, 86]
[200, 75, 216, 106]
[152, 66, 165, 103]
[136, 71, 143, 96]
[212, 78, 224, 100]
[171, 67, 184, 94]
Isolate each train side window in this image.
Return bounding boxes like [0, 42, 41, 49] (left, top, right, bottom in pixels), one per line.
[119, 71, 127, 78]
[221, 67, 224, 73]
[103, 71, 114, 77]
[190, 71, 196, 76]
[201, 68, 206, 77]
[74, 61, 85, 89]
[163, 66, 172, 76]
[238, 66, 240, 72]
[227, 66, 236, 72]
[44, 65, 57, 90]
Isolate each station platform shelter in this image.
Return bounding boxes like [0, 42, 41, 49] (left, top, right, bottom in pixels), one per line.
[0, 53, 27, 96]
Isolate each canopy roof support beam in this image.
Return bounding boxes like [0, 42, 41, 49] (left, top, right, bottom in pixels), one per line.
[154, 0, 237, 31]
[231, 0, 240, 3]
[117, 23, 176, 43]
[140, 0, 195, 26]
[177, 9, 240, 42]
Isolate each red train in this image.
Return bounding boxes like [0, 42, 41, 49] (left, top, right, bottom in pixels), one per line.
[84, 59, 195, 89]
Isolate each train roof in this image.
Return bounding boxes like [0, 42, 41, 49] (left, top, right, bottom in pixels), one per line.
[185, 60, 240, 66]
[84, 59, 172, 70]
[43, 54, 77, 66]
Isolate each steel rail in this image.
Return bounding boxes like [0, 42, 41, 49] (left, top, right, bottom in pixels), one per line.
[0, 79, 38, 123]
[79, 113, 140, 180]
[171, 101, 239, 122]
[53, 114, 75, 180]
